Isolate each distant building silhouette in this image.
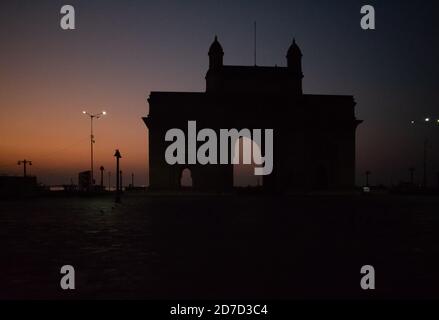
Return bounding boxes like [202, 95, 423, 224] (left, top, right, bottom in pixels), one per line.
[143, 37, 362, 192]
[78, 170, 91, 191]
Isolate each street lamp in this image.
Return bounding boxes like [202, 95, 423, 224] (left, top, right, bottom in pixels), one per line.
[410, 117, 438, 188]
[114, 149, 122, 203]
[82, 110, 107, 187]
[365, 170, 371, 187]
[17, 159, 32, 177]
[410, 118, 439, 125]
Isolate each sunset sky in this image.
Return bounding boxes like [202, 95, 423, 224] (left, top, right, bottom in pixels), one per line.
[1, 0, 438, 186]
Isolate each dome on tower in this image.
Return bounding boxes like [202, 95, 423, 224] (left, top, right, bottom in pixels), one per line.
[209, 36, 224, 55]
[287, 39, 302, 57]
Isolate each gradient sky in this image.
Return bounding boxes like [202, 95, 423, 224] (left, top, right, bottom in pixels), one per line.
[1, 0, 438, 186]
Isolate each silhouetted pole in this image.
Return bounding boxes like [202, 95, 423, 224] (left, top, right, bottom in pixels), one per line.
[91, 117, 94, 185]
[82, 110, 107, 187]
[423, 138, 428, 189]
[17, 159, 32, 177]
[114, 150, 122, 202]
[100, 166, 105, 188]
[108, 171, 111, 191]
[410, 118, 438, 189]
[365, 170, 371, 187]
[409, 167, 415, 185]
[120, 170, 123, 191]
[131, 172, 134, 187]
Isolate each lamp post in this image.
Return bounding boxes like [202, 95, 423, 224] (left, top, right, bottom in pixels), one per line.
[99, 166, 105, 188]
[365, 170, 371, 187]
[17, 159, 32, 177]
[423, 139, 429, 188]
[410, 117, 438, 188]
[114, 149, 122, 203]
[82, 110, 106, 187]
[409, 167, 415, 185]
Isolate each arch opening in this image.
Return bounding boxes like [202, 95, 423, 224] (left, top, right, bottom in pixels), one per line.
[233, 137, 263, 187]
[180, 168, 193, 188]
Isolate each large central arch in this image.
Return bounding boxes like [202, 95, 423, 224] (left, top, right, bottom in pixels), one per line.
[233, 136, 263, 187]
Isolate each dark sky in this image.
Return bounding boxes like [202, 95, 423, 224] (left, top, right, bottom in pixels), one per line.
[0, 0, 438, 186]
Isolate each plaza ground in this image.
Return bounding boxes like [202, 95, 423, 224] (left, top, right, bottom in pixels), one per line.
[0, 192, 438, 299]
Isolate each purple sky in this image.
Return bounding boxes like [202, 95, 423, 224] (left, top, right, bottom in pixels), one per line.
[0, 0, 438, 186]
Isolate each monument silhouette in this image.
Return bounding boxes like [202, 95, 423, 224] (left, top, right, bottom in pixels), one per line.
[143, 37, 362, 192]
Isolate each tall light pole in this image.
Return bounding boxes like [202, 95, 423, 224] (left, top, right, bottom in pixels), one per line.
[82, 110, 106, 187]
[114, 150, 122, 203]
[410, 117, 439, 188]
[17, 159, 32, 177]
[423, 138, 429, 188]
[409, 167, 415, 185]
[99, 166, 105, 188]
[365, 170, 371, 187]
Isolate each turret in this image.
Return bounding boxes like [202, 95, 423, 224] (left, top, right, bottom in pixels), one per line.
[286, 39, 303, 94]
[208, 36, 224, 70]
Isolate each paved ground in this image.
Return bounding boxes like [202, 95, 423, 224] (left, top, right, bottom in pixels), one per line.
[0, 192, 438, 299]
